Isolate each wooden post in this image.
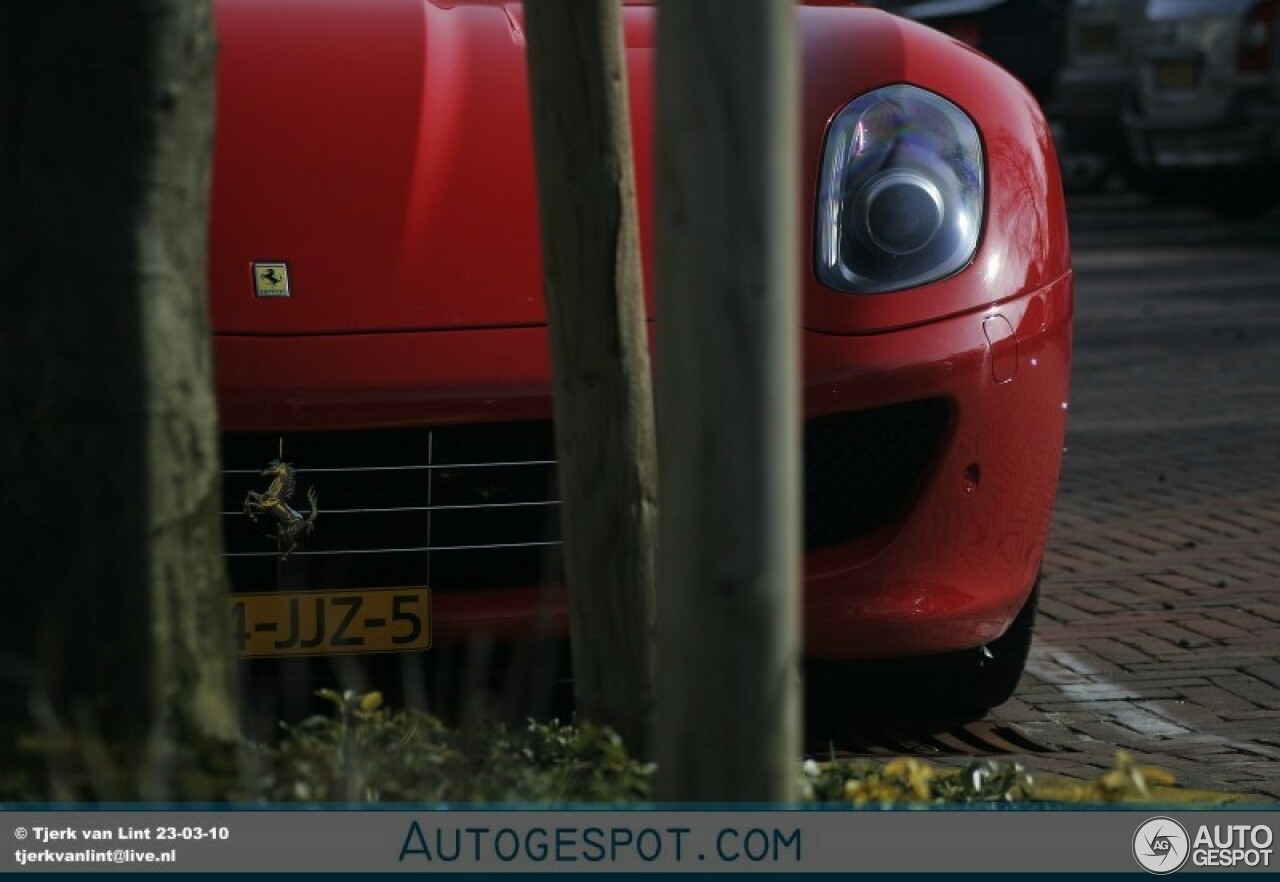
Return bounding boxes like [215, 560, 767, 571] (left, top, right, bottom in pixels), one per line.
[523, 0, 658, 754]
[654, 0, 802, 801]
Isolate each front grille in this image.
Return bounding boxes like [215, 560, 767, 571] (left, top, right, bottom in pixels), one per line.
[221, 400, 949, 592]
[221, 422, 563, 594]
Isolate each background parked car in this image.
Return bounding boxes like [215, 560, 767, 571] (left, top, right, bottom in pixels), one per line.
[1052, 0, 1148, 191]
[1123, 0, 1280, 214]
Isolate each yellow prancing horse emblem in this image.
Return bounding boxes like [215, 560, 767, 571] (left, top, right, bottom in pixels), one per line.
[253, 261, 291, 297]
[243, 460, 318, 560]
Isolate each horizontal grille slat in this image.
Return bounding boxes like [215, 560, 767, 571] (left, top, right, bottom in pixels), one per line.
[224, 460, 556, 475]
[221, 500, 560, 517]
[225, 539, 564, 558]
[221, 422, 564, 593]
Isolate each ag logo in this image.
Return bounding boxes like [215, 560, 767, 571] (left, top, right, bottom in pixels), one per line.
[1133, 817, 1190, 874]
[253, 261, 291, 298]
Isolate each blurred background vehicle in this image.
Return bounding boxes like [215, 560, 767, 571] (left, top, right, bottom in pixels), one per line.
[1122, 0, 1280, 214]
[1052, 0, 1148, 191]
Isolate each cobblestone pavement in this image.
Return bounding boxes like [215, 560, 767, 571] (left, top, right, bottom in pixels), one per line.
[985, 191, 1280, 798]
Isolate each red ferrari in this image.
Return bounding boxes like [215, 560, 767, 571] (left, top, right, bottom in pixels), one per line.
[210, 0, 1072, 719]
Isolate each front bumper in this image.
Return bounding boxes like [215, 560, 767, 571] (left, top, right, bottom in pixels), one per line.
[216, 272, 1072, 661]
[800, 273, 1072, 658]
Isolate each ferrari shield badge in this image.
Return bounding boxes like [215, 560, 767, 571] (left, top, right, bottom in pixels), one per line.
[243, 460, 318, 559]
[253, 261, 291, 297]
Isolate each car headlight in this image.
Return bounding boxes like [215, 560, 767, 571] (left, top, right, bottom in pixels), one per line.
[815, 84, 983, 294]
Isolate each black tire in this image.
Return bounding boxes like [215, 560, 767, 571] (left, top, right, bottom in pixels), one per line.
[934, 577, 1040, 714]
[806, 576, 1041, 727]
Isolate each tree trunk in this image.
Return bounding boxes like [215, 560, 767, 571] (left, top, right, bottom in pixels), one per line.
[0, 0, 237, 799]
[523, 0, 659, 754]
[654, 0, 802, 800]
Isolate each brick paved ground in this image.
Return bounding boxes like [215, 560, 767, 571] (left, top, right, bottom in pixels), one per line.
[982, 191, 1280, 798]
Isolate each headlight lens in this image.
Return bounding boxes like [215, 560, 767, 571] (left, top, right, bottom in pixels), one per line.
[815, 84, 983, 294]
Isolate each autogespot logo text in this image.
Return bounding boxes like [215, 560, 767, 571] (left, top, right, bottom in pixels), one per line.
[1133, 818, 1276, 873]
[1133, 817, 1190, 875]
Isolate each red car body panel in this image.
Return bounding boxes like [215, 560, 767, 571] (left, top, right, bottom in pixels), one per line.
[210, 0, 1072, 660]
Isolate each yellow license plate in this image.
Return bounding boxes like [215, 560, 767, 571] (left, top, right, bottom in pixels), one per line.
[232, 587, 432, 658]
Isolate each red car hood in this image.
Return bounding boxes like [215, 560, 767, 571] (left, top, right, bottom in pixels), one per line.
[210, 0, 1067, 336]
[210, 0, 611, 334]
